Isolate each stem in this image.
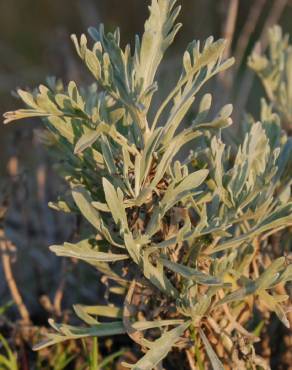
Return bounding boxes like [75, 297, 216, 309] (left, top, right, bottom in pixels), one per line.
[151, 58, 230, 134]
[195, 342, 204, 370]
[233, 0, 267, 71]
[222, 0, 239, 59]
[0, 230, 30, 324]
[151, 82, 180, 132]
[90, 337, 99, 370]
[186, 349, 197, 370]
[53, 259, 67, 316]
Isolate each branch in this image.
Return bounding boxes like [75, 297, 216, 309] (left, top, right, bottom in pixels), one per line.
[222, 0, 239, 59]
[233, 0, 267, 70]
[0, 230, 30, 324]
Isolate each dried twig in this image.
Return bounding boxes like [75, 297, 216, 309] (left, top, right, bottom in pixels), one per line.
[0, 230, 30, 324]
[186, 348, 197, 370]
[260, 0, 289, 50]
[0, 156, 30, 324]
[123, 279, 144, 346]
[53, 259, 67, 316]
[234, 0, 267, 70]
[222, 0, 239, 60]
[217, 0, 239, 105]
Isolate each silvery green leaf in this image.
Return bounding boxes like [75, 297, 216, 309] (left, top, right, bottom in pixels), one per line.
[256, 257, 285, 290]
[102, 177, 128, 229]
[162, 169, 208, 211]
[132, 319, 184, 331]
[73, 304, 99, 325]
[33, 320, 126, 350]
[124, 232, 142, 265]
[3, 109, 52, 124]
[276, 264, 292, 284]
[134, 152, 142, 197]
[160, 258, 223, 286]
[85, 48, 102, 80]
[249, 25, 292, 124]
[258, 290, 290, 328]
[195, 104, 233, 130]
[74, 130, 100, 154]
[100, 135, 118, 175]
[191, 295, 212, 318]
[71, 185, 123, 247]
[123, 321, 190, 370]
[91, 201, 110, 212]
[50, 241, 128, 262]
[135, 0, 182, 92]
[149, 139, 180, 189]
[211, 203, 292, 253]
[143, 253, 179, 298]
[74, 305, 123, 320]
[48, 116, 75, 144]
[192, 93, 212, 124]
[163, 94, 195, 144]
[199, 328, 224, 370]
[140, 127, 163, 185]
[71, 186, 103, 230]
[17, 89, 39, 109]
[217, 282, 257, 306]
[48, 200, 73, 213]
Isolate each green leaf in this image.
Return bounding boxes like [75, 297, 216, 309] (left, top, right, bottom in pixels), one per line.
[74, 304, 123, 321]
[123, 321, 190, 369]
[160, 258, 223, 286]
[199, 328, 224, 370]
[143, 254, 179, 298]
[50, 241, 128, 262]
[195, 104, 233, 129]
[123, 233, 142, 265]
[132, 319, 184, 331]
[71, 186, 103, 230]
[98, 349, 127, 369]
[33, 321, 126, 351]
[162, 169, 209, 211]
[211, 203, 292, 253]
[73, 305, 99, 325]
[256, 257, 286, 289]
[71, 185, 123, 247]
[258, 290, 290, 328]
[135, 0, 182, 93]
[74, 130, 100, 154]
[217, 282, 257, 306]
[102, 178, 128, 229]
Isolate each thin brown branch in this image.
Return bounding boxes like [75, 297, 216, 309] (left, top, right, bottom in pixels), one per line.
[123, 279, 144, 346]
[186, 348, 197, 370]
[222, 0, 239, 59]
[0, 155, 30, 324]
[0, 230, 30, 324]
[260, 0, 289, 50]
[234, 0, 267, 70]
[53, 259, 67, 316]
[216, 0, 239, 105]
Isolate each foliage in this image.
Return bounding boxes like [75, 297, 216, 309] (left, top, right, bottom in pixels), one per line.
[3, 1, 292, 369]
[249, 25, 292, 130]
[0, 334, 18, 370]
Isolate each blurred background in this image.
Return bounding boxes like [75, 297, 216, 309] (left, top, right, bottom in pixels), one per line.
[1, 0, 292, 166]
[0, 0, 292, 368]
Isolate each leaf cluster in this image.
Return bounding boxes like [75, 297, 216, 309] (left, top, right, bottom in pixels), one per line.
[4, 1, 292, 369]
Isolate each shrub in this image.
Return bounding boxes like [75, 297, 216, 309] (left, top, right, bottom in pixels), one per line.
[4, 0, 292, 368]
